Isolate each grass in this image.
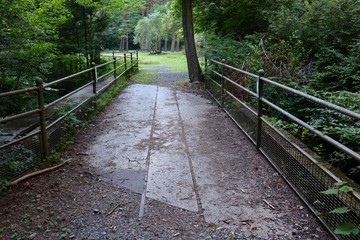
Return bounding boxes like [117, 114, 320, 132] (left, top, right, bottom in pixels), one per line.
[101, 50, 208, 86]
[130, 67, 159, 85]
[137, 51, 188, 72]
[102, 50, 188, 72]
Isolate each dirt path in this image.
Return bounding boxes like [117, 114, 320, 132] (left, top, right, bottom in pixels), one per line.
[0, 65, 332, 239]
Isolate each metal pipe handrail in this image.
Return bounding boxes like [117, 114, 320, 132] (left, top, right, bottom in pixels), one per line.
[262, 77, 360, 120]
[206, 56, 360, 160]
[0, 129, 41, 150]
[45, 81, 93, 110]
[212, 69, 257, 98]
[207, 58, 360, 120]
[116, 63, 126, 71]
[0, 109, 39, 124]
[0, 86, 38, 98]
[97, 69, 114, 81]
[1, 51, 139, 161]
[209, 59, 258, 78]
[261, 97, 360, 163]
[95, 59, 114, 69]
[97, 69, 128, 94]
[47, 96, 93, 129]
[44, 67, 94, 88]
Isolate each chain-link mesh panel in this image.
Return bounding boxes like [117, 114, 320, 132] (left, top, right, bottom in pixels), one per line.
[0, 134, 42, 184]
[206, 77, 222, 103]
[48, 99, 95, 154]
[261, 121, 360, 240]
[223, 91, 257, 142]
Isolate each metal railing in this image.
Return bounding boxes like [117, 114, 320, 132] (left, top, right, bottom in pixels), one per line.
[0, 52, 138, 184]
[205, 57, 360, 240]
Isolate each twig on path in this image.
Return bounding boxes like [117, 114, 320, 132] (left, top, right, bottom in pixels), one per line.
[107, 203, 121, 216]
[7, 159, 71, 187]
[263, 199, 275, 209]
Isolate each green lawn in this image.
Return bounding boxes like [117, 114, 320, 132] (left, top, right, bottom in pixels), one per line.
[101, 51, 207, 85]
[102, 51, 188, 72]
[137, 51, 188, 72]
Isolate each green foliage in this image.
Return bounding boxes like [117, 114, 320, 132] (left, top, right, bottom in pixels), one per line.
[197, 33, 263, 73]
[96, 76, 128, 110]
[335, 223, 360, 235]
[330, 207, 351, 214]
[134, 12, 163, 53]
[0, 145, 37, 185]
[193, 0, 273, 37]
[320, 182, 359, 236]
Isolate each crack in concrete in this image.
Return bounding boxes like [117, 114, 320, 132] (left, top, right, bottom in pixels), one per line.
[174, 90, 204, 214]
[139, 86, 159, 218]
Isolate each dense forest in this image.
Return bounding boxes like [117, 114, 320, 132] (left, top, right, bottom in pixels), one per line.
[1, 1, 359, 177]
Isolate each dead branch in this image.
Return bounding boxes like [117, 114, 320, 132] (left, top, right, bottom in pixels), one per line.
[107, 203, 121, 216]
[7, 159, 71, 187]
[263, 199, 275, 209]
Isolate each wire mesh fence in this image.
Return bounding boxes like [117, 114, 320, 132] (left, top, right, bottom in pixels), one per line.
[205, 58, 360, 240]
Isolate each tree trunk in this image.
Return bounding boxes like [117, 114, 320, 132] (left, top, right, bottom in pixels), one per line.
[164, 35, 168, 52]
[182, 0, 202, 82]
[126, 30, 129, 52]
[176, 33, 180, 51]
[171, 32, 176, 52]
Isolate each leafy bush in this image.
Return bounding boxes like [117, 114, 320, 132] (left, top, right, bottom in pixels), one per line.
[0, 145, 37, 184]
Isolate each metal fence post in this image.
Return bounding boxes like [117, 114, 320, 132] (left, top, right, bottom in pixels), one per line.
[35, 78, 49, 160]
[221, 59, 226, 107]
[256, 69, 265, 148]
[130, 52, 133, 70]
[204, 57, 208, 90]
[113, 56, 117, 80]
[136, 51, 139, 69]
[92, 62, 97, 94]
[91, 62, 97, 110]
[124, 53, 127, 71]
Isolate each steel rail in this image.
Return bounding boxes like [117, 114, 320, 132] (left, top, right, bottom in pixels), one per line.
[262, 77, 360, 120]
[95, 59, 113, 69]
[261, 97, 360, 163]
[47, 97, 93, 129]
[44, 68, 93, 88]
[208, 58, 360, 120]
[0, 86, 38, 98]
[45, 81, 93, 110]
[97, 69, 114, 81]
[211, 70, 257, 98]
[0, 109, 39, 124]
[209, 59, 258, 78]
[0, 129, 41, 150]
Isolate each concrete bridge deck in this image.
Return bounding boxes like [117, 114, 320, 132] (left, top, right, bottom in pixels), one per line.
[83, 83, 323, 238]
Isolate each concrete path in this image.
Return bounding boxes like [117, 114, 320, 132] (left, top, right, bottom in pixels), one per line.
[84, 83, 318, 238]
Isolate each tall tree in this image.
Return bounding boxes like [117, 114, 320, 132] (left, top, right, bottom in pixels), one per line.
[181, 0, 202, 82]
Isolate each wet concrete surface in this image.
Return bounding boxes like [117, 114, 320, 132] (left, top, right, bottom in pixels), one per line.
[84, 83, 315, 238]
